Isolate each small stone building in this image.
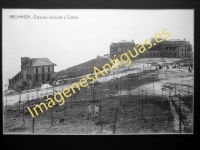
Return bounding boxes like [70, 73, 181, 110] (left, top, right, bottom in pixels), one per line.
[9, 57, 57, 90]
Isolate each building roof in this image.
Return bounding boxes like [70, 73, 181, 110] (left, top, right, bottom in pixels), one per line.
[25, 58, 56, 67]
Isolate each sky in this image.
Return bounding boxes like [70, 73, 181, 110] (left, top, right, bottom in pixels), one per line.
[3, 9, 194, 88]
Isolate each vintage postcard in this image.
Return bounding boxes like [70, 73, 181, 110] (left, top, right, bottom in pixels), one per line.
[3, 9, 194, 134]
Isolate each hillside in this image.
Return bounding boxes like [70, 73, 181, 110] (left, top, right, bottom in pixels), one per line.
[57, 57, 109, 79]
[3, 57, 193, 134]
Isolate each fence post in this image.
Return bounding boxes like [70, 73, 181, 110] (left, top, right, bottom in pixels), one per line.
[114, 85, 115, 101]
[120, 84, 122, 106]
[23, 102, 25, 125]
[153, 84, 154, 100]
[113, 107, 118, 134]
[51, 106, 53, 127]
[41, 90, 42, 100]
[32, 117, 34, 133]
[188, 85, 189, 102]
[169, 90, 171, 121]
[18, 94, 20, 116]
[175, 84, 176, 96]
[32, 111, 35, 133]
[100, 91, 102, 133]
[179, 93, 182, 133]
[71, 95, 72, 110]
[27, 90, 29, 102]
[146, 90, 147, 105]
[53, 84, 54, 95]
[93, 89, 94, 106]
[96, 92, 98, 106]
[142, 90, 143, 119]
[124, 94, 126, 112]
[6, 97, 7, 107]
[63, 103, 65, 117]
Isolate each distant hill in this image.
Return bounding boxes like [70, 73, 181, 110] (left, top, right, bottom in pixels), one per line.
[57, 57, 109, 79]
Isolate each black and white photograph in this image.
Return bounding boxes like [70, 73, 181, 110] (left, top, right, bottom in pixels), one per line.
[3, 9, 194, 134]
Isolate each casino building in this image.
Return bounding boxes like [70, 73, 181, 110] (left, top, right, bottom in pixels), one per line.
[110, 40, 136, 59]
[110, 39, 192, 59]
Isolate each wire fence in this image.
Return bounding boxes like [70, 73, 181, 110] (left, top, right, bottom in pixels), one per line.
[4, 66, 193, 134]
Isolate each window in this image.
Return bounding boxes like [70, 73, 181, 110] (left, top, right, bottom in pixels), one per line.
[48, 66, 50, 72]
[42, 74, 45, 81]
[42, 67, 44, 73]
[36, 68, 38, 73]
